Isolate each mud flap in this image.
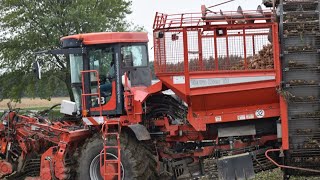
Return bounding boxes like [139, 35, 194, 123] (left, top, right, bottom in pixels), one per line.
[217, 153, 255, 180]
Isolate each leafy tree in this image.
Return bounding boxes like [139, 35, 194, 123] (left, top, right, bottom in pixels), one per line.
[0, 0, 134, 101]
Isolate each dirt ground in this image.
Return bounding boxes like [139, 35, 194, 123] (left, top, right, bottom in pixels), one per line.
[0, 97, 69, 110]
[254, 168, 320, 180]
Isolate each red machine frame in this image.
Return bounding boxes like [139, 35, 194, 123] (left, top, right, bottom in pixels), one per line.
[0, 6, 296, 180]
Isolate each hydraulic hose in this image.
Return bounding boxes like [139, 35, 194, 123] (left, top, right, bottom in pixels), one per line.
[265, 149, 320, 173]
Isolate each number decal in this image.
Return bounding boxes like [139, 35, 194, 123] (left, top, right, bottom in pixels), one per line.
[95, 97, 106, 105]
[100, 97, 106, 105]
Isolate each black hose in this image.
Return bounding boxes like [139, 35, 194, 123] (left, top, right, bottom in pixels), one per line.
[38, 103, 61, 116]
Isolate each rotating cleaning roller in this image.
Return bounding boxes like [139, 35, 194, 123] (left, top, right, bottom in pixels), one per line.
[201, 5, 225, 21]
[243, 6, 273, 23]
[201, 5, 273, 23]
[221, 6, 245, 20]
[201, 5, 244, 21]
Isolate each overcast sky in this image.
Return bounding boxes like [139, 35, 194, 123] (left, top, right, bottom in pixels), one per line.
[128, 0, 264, 60]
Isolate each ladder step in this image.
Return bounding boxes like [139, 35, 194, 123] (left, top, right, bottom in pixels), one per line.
[105, 160, 120, 163]
[106, 121, 120, 125]
[105, 133, 120, 136]
[104, 173, 119, 175]
[82, 93, 99, 96]
[104, 146, 119, 148]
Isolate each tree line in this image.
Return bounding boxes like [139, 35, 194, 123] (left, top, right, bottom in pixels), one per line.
[0, 0, 136, 102]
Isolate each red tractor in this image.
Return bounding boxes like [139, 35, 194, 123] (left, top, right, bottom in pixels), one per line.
[0, 1, 320, 179]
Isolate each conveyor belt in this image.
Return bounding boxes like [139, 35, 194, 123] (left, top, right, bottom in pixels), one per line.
[280, 0, 320, 176]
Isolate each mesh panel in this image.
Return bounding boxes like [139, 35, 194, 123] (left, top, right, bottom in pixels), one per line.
[154, 25, 274, 74]
[202, 31, 216, 71]
[188, 31, 200, 71]
[154, 29, 185, 73]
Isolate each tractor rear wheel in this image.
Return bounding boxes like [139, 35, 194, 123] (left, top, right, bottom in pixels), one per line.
[76, 132, 157, 180]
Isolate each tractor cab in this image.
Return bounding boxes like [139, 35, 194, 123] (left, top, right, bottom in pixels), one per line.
[60, 32, 151, 116]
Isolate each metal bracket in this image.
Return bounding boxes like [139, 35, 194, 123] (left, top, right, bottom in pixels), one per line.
[128, 124, 151, 141]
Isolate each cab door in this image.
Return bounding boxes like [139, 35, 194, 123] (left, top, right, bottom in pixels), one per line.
[87, 46, 123, 116]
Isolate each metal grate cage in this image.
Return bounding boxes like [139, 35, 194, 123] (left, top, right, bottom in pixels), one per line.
[154, 24, 277, 74]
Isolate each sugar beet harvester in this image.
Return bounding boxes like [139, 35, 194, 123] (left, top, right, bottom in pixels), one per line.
[1, 1, 320, 180]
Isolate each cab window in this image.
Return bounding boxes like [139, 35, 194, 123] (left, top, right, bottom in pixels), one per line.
[121, 45, 148, 67]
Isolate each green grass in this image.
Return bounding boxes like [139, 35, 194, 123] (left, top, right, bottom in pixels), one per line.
[0, 107, 63, 121]
[255, 168, 320, 180]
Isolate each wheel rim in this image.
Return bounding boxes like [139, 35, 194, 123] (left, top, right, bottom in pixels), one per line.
[89, 153, 124, 180]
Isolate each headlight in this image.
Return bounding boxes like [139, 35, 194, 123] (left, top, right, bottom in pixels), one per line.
[2, 120, 7, 126]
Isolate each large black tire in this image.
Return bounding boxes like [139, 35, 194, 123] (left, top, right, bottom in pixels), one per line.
[76, 132, 157, 180]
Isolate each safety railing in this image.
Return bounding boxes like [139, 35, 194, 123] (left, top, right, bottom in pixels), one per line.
[153, 6, 273, 30]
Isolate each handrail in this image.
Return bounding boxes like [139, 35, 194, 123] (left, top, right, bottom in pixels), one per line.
[80, 70, 103, 117]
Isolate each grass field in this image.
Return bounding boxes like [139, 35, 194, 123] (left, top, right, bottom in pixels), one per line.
[0, 98, 319, 179]
[0, 97, 69, 110]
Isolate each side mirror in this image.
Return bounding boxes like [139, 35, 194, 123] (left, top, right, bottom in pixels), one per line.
[155, 31, 164, 39]
[171, 34, 179, 41]
[32, 61, 41, 80]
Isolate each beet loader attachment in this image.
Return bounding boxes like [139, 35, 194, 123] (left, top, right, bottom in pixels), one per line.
[153, 6, 280, 131]
[153, 6, 281, 179]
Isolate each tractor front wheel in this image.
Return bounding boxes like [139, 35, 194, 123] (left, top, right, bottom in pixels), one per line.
[76, 132, 157, 180]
